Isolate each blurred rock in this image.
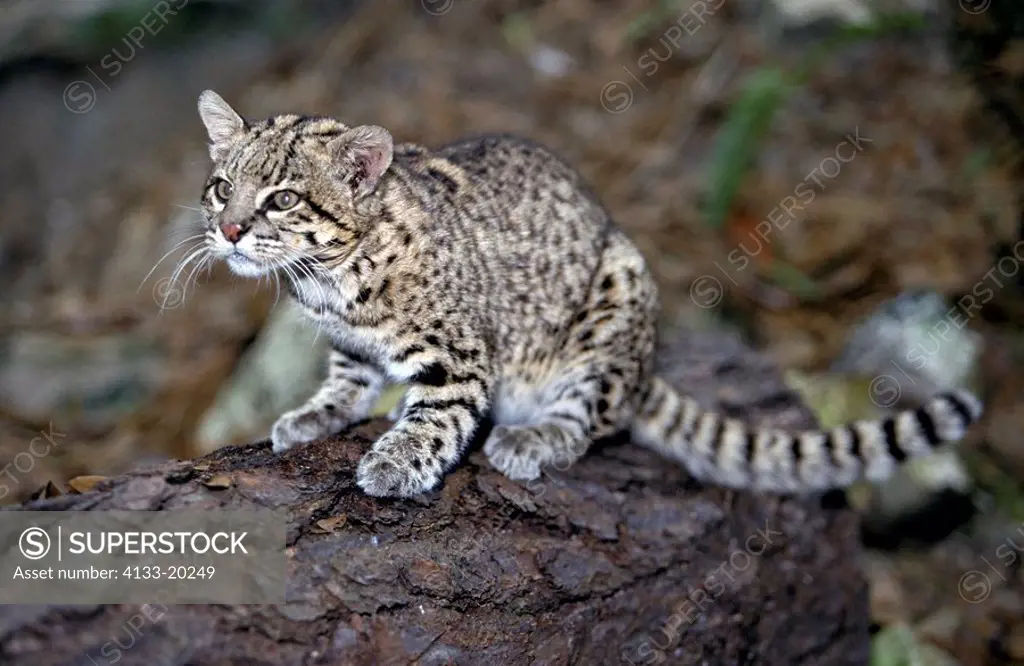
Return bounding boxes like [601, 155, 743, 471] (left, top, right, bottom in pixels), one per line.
[830, 289, 983, 403]
[864, 552, 908, 625]
[768, 0, 873, 26]
[195, 299, 327, 454]
[915, 606, 963, 656]
[0, 330, 165, 431]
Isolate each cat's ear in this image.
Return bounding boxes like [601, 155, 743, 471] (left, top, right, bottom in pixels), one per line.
[329, 125, 393, 199]
[197, 90, 246, 161]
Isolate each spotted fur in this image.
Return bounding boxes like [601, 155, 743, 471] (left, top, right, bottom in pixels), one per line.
[195, 90, 983, 497]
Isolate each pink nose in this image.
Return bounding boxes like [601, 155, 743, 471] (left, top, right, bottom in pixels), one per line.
[220, 222, 243, 243]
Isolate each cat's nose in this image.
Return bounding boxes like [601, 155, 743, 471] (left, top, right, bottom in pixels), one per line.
[220, 222, 246, 243]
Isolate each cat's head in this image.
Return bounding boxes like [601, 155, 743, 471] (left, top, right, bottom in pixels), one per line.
[197, 90, 393, 278]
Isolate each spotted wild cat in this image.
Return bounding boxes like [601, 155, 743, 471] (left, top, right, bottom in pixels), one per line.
[193, 89, 983, 498]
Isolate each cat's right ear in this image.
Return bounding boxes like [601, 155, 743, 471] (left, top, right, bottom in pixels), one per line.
[328, 125, 394, 200]
[198, 90, 246, 161]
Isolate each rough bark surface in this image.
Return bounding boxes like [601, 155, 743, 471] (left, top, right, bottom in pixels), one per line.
[0, 330, 869, 666]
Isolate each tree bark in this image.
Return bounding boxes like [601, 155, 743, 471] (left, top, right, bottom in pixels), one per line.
[0, 330, 869, 666]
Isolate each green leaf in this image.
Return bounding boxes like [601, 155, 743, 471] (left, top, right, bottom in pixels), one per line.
[870, 623, 918, 666]
[962, 148, 992, 182]
[624, 0, 687, 43]
[767, 259, 822, 300]
[624, 12, 663, 44]
[501, 13, 534, 51]
[701, 66, 789, 230]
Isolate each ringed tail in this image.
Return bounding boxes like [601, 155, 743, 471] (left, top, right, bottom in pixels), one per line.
[631, 376, 983, 493]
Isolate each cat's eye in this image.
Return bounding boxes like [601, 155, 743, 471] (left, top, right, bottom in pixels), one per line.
[212, 179, 233, 201]
[270, 190, 301, 211]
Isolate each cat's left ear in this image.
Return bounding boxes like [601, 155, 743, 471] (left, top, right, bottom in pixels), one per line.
[197, 90, 246, 161]
[329, 125, 393, 199]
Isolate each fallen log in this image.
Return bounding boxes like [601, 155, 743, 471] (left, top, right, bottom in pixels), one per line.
[0, 330, 869, 665]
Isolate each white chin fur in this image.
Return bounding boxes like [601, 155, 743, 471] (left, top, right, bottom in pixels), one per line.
[226, 253, 270, 278]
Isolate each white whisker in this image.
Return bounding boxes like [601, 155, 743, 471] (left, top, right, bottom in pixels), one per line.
[137, 234, 207, 293]
[184, 250, 212, 298]
[163, 245, 209, 311]
[282, 251, 330, 344]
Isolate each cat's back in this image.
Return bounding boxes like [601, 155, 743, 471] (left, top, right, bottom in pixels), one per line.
[408, 133, 613, 344]
[435, 134, 597, 213]
[428, 132, 610, 261]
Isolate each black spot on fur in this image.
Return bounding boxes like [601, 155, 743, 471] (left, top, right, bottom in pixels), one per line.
[744, 431, 757, 463]
[940, 392, 975, 426]
[707, 416, 725, 455]
[790, 435, 803, 463]
[447, 344, 472, 362]
[913, 406, 941, 447]
[846, 425, 862, 459]
[407, 397, 481, 421]
[305, 197, 340, 224]
[334, 346, 374, 368]
[664, 401, 683, 437]
[393, 345, 425, 363]
[356, 286, 372, 304]
[821, 430, 837, 468]
[550, 411, 586, 428]
[412, 362, 449, 387]
[882, 418, 907, 463]
[427, 168, 459, 194]
[600, 275, 614, 291]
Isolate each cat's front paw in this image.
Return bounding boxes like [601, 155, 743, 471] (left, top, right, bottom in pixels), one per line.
[356, 438, 440, 498]
[271, 404, 350, 453]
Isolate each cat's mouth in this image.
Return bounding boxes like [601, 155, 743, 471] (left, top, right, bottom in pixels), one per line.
[225, 250, 269, 278]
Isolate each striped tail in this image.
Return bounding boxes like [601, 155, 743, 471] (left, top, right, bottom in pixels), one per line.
[630, 376, 983, 493]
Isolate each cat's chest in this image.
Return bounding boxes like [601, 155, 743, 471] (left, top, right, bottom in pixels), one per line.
[290, 280, 396, 370]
